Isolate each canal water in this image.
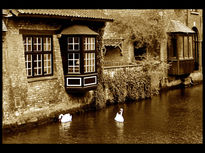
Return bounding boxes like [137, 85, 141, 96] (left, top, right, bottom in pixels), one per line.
[2, 84, 203, 144]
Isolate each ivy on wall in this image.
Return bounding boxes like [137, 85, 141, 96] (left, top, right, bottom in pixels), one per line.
[93, 53, 170, 109]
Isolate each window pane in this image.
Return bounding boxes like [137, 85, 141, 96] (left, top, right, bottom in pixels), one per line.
[68, 53, 73, 59]
[74, 44, 79, 50]
[68, 37, 80, 51]
[84, 53, 95, 73]
[28, 69, 32, 76]
[33, 37, 42, 51]
[25, 54, 32, 77]
[24, 37, 32, 52]
[33, 54, 42, 76]
[84, 37, 95, 51]
[68, 45, 73, 51]
[68, 53, 80, 73]
[44, 54, 52, 75]
[68, 60, 73, 66]
[68, 37, 73, 43]
[189, 35, 193, 58]
[91, 38, 95, 50]
[184, 36, 188, 59]
[75, 53, 79, 59]
[43, 37, 51, 51]
[74, 37, 79, 43]
[177, 35, 183, 59]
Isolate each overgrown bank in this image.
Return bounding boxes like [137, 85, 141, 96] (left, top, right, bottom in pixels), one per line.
[93, 53, 170, 109]
[3, 54, 202, 133]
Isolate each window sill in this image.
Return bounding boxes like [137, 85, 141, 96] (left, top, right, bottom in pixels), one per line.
[28, 75, 58, 83]
[190, 12, 199, 15]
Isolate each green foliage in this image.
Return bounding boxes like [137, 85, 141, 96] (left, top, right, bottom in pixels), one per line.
[106, 10, 167, 50]
[126, 68, 151, 100]
[105, 69, 127, 103]
[102, 53, 170, 104]
[93, 82, 107, 109]
[138, 53, 170, 94]
[103, 67, 151, 103]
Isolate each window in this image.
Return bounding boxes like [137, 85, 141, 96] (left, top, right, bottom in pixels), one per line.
[23, 35, 53, 77]
[84, 37, 96, 73]
[68, 37, 80, 51]
[168, 34, 194, 60]
[67, 37, 80, 73]
[168, 35, 177, 59]
[66, 36, 96, 74]
[68, 53, 80, 73]
[84, 37, 95, 50]
[189, 35, 193, 58]
[59, 25, 98, 91]
[184, 36, 188, 59]
[134, 45, 147, 60]
[84, 52, 95, 73]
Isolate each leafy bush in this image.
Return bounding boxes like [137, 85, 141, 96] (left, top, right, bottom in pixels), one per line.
[103, 67, 151, 104]
[102, 53, 170, 104]
[139, 53, 170, 94]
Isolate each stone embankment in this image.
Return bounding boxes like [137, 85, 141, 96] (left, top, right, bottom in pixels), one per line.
[2, 100, 95, 133]
[3, 71, 202, 134]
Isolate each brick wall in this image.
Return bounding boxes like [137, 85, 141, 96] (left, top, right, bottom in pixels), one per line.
[2, 17, 105, 116]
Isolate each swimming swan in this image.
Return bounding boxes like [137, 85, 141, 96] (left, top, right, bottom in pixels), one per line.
[114, 108, 124, 122]
[59, 113, 72, 123]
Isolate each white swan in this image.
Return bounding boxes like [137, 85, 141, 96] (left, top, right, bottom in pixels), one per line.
[59, 113, 72, 123]
[114, 108, 124, 122]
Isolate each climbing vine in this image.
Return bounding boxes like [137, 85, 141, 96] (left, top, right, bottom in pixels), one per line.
[99, 53, 170, 106]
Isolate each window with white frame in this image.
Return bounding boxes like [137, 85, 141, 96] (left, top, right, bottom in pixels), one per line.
[67, 37, 80, 73]
[68, 37, 80, 51]
[68, 53, 80, 73]
[66, 36, 96, 74]
[23, 35, 53, 77]
[84, 37, 95, 50]
[84, 37, 96, 73]
[84, 53, 95, 73]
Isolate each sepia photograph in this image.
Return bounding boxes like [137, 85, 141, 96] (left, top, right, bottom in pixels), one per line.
[2, 9, 203, 144]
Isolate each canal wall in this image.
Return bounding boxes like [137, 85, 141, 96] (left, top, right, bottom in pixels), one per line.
[2, 64, 203, 133]
[2, 65, 151, 133]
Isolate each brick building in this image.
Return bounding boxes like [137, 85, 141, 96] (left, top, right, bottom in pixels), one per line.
[102, 9, 203, 83]
[2, 9, 203, 129]
[2, 9, 112, 119]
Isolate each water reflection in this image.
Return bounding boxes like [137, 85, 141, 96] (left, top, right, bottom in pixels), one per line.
[114, 121, 124, 143]
[115, 121, 124, 135]
[59, 122, 71, 131]
[2, 84, 202, 144]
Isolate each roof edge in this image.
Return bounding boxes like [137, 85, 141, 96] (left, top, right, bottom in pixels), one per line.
[10, 9, 113, 22]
